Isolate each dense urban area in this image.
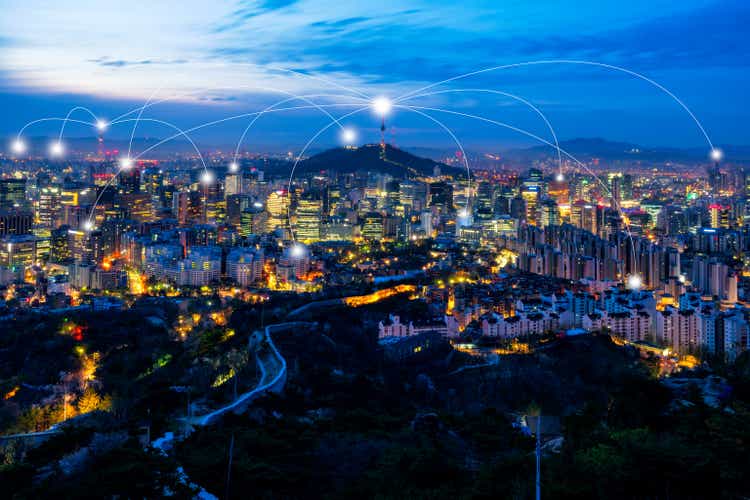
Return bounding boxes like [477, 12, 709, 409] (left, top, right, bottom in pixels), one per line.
[1, 137, 749, 498]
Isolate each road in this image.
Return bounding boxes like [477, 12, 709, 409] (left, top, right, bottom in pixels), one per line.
[193, 321, 313, 426]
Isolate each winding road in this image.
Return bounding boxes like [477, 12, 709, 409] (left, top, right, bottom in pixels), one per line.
[193, 321, 312, 426]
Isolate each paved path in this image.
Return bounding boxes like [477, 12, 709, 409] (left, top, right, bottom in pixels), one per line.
[193, 321, 313, 426]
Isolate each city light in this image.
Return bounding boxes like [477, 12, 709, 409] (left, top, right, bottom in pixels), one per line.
[627, 274, 643, 291]
[82, 220, 94, 231]
[555, 172, 565, 182]
[10, 139, 26, 155]
[200, 170, 214, 185]
[49, 141, 64, 157]
[96, 119, 108, 132]
[290, 244, 305, 257]
[372, 96, 392, 117]
[710, 148, 723, 162]
[119, 157, 134, 170]
[341, 127, 357, 145]
[229, 161, 239, 173]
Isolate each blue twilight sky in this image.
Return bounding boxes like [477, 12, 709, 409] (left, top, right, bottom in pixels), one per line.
[0, 0, 748, 151]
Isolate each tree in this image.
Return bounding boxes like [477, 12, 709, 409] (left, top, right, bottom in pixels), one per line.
[77, 388, 112, 415]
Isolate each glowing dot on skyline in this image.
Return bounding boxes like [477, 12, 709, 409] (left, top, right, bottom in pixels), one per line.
[201, 170, 214, 185]
[372, 96, 392, 117]
[290, 244, 305, 257]
[229, 161, 239, 173]
[710, 148, 723, 162]
[96, 119, 108, 132]
[83, 220, 94, 231]
[627, 274, 643, 291]
[11, 139, 26, 155]
[555, 172, 565, 182]
[458, 209, 469, 218]
[49, 141, 64, 157]
[119, 157, 134, 170]
[341, 127, 357, 144]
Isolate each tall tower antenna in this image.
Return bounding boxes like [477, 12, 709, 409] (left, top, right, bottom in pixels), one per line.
[97, 133, 104, 160]
[380, 117, 386, 158]
[373, 96, 392, 160]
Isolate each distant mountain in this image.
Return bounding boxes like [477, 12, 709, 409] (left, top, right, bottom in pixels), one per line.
[503, 138, 750, 163]
[292, 144, 462, 177]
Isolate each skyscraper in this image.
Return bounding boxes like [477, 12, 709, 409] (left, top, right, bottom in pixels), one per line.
[0, 179, 27, 209]
[295, 198, 323, 242]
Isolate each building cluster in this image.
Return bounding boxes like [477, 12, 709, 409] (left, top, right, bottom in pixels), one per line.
[2, 144, 750, 363]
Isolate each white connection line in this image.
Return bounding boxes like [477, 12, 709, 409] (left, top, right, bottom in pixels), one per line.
[286, 106, 372, 241]
[394, 59, 715, 151]
[128, 87, 164, 159]
[109, 87, 366, 131]
[128, 103, 369, 160]
[17, 118, 97, 139]
[401, 88, 564, 177]
[397, 104, 639, 276]
[395, 104, 473, 212]
[57, 106, 100, 141]
[85, 116, 211, 227]
[87, 103, 367, 228]
[107, 68, 371, 126]
[232, 93, 369, 165]
[267, 65, 373, 101]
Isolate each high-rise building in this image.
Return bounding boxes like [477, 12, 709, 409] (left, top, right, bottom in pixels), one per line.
[428, 182, 453, 212]
[115, 194, 154, 222]
[225, 173, 242, 197]
[539, 198, 560, 228]
[0, 209, 33, 236]
[0, 234, 38, 269]
[295, 198, 323, 242]
[37, 186, 62, 229]
[266, 190, 290, 232]
[0, 179, 27, 209]
[571, 201, 597, 235]
[521, 185, 540, 225]
[226, 248, 263, 287]
[361, 212, 384, 240]
[118, 166, 142, 194]
[141, 167, 163, 196]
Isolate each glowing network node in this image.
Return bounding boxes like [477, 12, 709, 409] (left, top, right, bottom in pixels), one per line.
[290, 244, 306, 258]
[458, 209, 469, 218]
[11, 139, 26, 155]
[82, 220, 94, 231]
[341, 127, 357, 144]
[96, 119, 108, 132]
[200, 171, 215, 185]
[372, 96, 392, 117]
[555, 172, 565, 182]
[49, 141, 64, 157]
[119, 157, 134, 170]
[229, 161, 239, 173]
[627, 274, 643, 291]
[710, 148, 723, 162]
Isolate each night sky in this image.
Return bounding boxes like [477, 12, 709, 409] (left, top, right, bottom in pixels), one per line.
[1, 0, 747, 150]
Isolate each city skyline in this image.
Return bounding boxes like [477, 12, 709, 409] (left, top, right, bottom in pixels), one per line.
[2, 3, 750, 498]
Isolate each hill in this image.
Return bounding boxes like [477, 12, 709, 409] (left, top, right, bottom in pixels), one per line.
[293, 143, 463, 178]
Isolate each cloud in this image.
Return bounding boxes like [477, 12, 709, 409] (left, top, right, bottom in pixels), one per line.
[89, 57, 189, 68]
[213, 0, 300, 32]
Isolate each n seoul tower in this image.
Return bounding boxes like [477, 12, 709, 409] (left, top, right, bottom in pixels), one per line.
[372, 97, 392, 159]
